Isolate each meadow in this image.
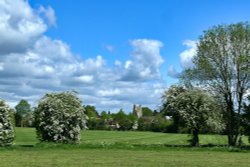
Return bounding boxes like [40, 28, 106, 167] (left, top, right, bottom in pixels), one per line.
[0, 128, 250, 167]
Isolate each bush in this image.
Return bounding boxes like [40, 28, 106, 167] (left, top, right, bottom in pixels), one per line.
[34, 91, 87, 144]
[0, 100, 15, 146]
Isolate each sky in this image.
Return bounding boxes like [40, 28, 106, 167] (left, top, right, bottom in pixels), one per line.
[0, 0, 250, 112]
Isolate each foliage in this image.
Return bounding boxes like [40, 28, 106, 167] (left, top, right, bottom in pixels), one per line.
[162, 85, 186, 132]
[84, 105, 98, 119]
[137, 116, 153, 131]
[150, 113, 170, 132]
[34, 91, 87, 143]
[0, 100, 15, 146]
[184, 22, 250, 145]
[113, 109, 134, 130]
[15, 99, 32, 127]
[141, 107, 153, 116]
[177, 89, 224, 130]
[242, 96, 250, 142]
[162, 86, 225, 146]
[83, 105, 100, 130]
[137, 114, 169, 132]
[22, 112, 34, 127]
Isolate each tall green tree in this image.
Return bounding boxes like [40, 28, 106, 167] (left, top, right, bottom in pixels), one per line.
[185, 22, 250, 146]
[15, 99, 31, 127]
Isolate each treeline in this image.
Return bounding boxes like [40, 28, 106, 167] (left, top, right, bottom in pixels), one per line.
[10, 96, 250, 138]
[84, 105, 174, 132]
[8, 97, 222, 134]
[11, 100, 176, 133]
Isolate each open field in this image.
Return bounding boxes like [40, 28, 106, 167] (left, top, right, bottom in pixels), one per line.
[14, 128, 249, 146]
[0, 128, 249, 167]
[1, 147, 250, 167]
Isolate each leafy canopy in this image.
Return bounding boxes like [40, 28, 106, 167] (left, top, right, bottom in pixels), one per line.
[34, 91, 87, 143]
[184, 22, 250, 146]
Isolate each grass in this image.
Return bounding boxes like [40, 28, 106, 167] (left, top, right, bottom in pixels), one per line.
[1, 146, 250, 167]
[82, 130, 234, 146]
[14, 127, 37, 146]
[0, 128, 249, 167]
[14, 128, 249, 146]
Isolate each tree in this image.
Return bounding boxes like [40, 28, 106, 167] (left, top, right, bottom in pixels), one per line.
[84, 105, 98, 119]
[83, 105, 99, 130]
[138, 116, 154, 131]
[162, 85, 186, 132]
[34, 91, 87, 143]
[162, 87, 224, 146]
[113, 109, 133, 130]
[242, 96, 250, 142]
[141, 107, 153, 117]
[0, 100, 15, 146]
[150, 113, 169, 132]
[185, 22, 250, 146]
[15, 99, 32, 127]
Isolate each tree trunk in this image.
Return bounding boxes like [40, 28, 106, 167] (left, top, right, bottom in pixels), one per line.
[192, 129, 199, 147]
[226, 94, 237, 146]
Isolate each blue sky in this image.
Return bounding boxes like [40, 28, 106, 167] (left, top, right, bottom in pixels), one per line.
[0, 0, 250, 112]
[30, 0, 250, 81]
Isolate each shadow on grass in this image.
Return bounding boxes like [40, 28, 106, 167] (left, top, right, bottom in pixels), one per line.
[1, 142, 250, 153]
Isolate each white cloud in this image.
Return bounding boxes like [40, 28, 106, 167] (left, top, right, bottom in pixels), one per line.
[39, 6, 56, 27]
[167, 40, 197, 79]
[76, 75, 94, 83]
[98, 89, 121, 97]
[0, 0, 47, 54]
[131, 39, 164, 68]
[114, 60, 122, 67]
[0, 1, 166, 112]
[124, 60, 132, 69]
[167, 65, 180, 78]
[180, 40, 197, 69]
[121, 39, 164, 81]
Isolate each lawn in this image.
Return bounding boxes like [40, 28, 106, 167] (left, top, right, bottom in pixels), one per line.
[1, 147, 250, 167]
[14, 128, 248, 146]
[82, 130, 231, 146]
[0, 128, 249, 167]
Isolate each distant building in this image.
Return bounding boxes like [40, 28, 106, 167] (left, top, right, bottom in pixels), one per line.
[133, 104, 142, 118]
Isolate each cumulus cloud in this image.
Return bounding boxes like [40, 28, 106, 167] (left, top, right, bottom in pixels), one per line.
[0, 0, 47, 54]
[38, 6, 56, 27]
[167, 40, 197, 79]
[121, 39, 164, 81]
[167, 65, 181, 78]
[0, 0, 166, 112]
[180, 40, 197, 69]
[114, 60, 122, 67]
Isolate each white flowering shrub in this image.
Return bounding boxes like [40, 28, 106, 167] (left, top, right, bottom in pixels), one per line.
[34, 91, 87, 144]
[0, 100, 15, 146]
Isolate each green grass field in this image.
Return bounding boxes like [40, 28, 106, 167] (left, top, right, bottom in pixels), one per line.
[0, 128, 249, 167]
[14, 128, 248, 146]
